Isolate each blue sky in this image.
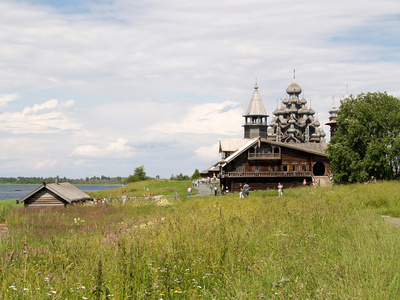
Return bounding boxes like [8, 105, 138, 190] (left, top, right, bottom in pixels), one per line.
[0, 0, 399, 179]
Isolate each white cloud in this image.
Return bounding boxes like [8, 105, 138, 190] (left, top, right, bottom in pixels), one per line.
[74, 159, 87, 167]
[34, 159, 58, 170]
[70, 138, 134, 158]
[0, 99, 81, 134]
[0, 94, 18, 112]
[195, 142, 220, 161]
[150, 100, 243, 136]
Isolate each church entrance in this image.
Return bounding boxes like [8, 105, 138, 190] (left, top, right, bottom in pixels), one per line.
[313, 162, 325, 176]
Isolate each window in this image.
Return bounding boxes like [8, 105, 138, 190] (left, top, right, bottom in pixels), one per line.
[238, 165, 243, 172]
[283, 166, 288, 172]
[292, 165, 296, 171]
[255, 165, 259, 172]
[271, 165, 275, 171]
[302, 166, 307, 172]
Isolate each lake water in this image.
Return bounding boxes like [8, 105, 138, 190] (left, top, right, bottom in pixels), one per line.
[0, 184, 118, 201]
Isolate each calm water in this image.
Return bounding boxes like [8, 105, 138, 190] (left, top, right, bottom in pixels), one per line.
[0, 184, 118, 201]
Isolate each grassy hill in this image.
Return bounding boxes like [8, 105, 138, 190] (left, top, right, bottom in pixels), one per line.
[87, 179, 196, 199]
[1, 180, 400, 299]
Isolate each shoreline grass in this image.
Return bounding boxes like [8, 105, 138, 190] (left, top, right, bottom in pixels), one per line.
[1, 181, 400, 299]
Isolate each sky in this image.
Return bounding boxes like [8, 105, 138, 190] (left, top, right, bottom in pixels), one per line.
[0, 0, 399, 179]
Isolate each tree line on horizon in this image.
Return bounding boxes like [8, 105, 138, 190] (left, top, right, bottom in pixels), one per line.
[0, 176, 126, 185]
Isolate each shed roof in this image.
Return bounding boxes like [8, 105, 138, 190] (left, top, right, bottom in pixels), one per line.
[17, 182, 92, 205]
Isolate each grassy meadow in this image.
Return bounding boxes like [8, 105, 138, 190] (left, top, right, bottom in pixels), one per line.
[1, 180, 400, 299]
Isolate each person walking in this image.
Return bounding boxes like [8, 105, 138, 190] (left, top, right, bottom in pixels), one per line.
[239, 186, 244, 198]
[214, 185, 218, 196]
[278, 183, 283, 197]
[188, 187, 192, 197]
[243, 183, 250, 197]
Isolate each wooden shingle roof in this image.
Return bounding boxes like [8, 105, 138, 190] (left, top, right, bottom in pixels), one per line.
[17, 182, 92, 205]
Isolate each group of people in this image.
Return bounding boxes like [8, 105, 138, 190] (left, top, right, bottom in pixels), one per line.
[188, 178, 323, 198]
[91, 195, 128, 204]
[238, 183, 250, 198]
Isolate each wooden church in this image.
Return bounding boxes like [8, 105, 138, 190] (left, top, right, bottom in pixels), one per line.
[216, 76, 332, 191]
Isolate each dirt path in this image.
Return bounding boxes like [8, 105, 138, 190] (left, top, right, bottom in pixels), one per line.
[193, 184, 214, 197]
[0, 223, 8, 237]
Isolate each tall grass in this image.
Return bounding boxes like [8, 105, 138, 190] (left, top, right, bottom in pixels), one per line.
[1, 181, 400, 299]
[0, 199, 16, 223]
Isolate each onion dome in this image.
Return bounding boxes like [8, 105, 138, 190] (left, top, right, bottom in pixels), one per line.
[286, 79, 302, 95]
[300, 96, 307, 105]
[282, 98, 289, 105]
[313, 119, 320, 127]
[273, 106, 284, 115]
[298, 106, 309, 114]
[308, 106, 315, 115]
[320, 128, 326, 138]
[329, 105, 338, 113]
[329, 105, 338, 119]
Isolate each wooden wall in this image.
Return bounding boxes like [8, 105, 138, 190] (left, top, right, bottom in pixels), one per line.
[25, 189, 67, 207]
[221, 143, 331, 192]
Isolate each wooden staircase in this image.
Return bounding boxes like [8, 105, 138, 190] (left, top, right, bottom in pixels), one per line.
[314, 176, 332, 187]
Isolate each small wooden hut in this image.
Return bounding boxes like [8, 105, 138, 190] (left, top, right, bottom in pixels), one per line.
[17, 181, 92, 207]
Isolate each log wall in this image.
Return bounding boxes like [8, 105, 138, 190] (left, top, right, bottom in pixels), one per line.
[25, 189, 67, 207]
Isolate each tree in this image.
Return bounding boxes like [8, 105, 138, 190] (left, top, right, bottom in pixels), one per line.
[126, 174, 140, 184]
[134, 165, 147, 181]
[191, 169, 200, 180]
[327, 92, 400, 183]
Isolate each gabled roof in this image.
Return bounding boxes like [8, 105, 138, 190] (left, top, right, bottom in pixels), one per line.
[220, 137, 328, 167]
[17, 182, 92, 204]
[221, 138, 259, 166]
[243, 83, 268, 117]
[219, 138, 253, 153]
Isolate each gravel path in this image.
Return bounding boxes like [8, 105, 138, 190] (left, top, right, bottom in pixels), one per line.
[193, 184, 214, 197]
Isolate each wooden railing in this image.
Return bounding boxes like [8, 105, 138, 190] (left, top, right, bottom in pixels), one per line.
[222, 171, 313, 178]
[248, 153, 281, 160]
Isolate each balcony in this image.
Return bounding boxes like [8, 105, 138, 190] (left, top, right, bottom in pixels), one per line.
[221, 171, 313, 178]
[248, 153, 281, 160]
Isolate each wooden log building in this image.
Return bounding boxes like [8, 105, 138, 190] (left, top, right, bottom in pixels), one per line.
[17, 181, 92, 207]
[205, 75, 333, 191]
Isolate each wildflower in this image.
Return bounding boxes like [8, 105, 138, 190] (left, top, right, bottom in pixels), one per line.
[51, 290, 57, 294]
[83, 297, 88, 300]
